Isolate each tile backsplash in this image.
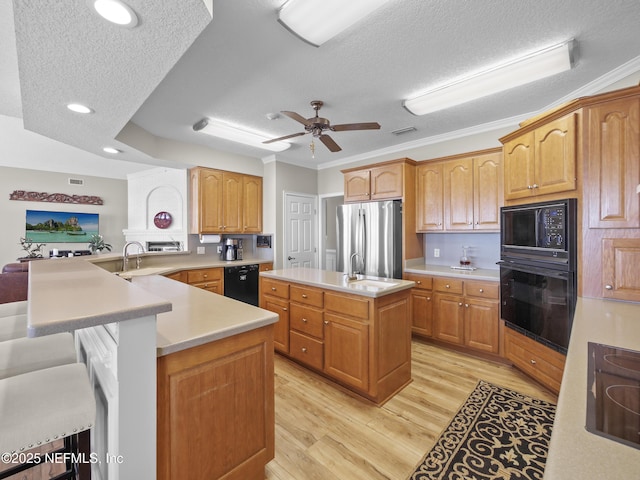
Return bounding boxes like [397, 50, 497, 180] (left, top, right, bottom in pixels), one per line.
[424, 233, 500, 270]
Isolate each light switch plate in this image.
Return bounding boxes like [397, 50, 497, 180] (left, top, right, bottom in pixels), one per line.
[197, 246, 206, 255]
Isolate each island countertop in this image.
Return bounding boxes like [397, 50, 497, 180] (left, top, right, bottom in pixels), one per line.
[544, 297, 640, 479]
[130, 275, 278, 356]
[27, 259, 172, 337]
[404, 264, 499, 282]
[259, 267, 415, 297]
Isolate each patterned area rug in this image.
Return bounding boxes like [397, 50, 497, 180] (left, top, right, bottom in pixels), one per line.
[408, 380, 556, 480]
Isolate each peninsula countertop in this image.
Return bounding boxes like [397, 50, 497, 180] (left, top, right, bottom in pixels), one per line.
[544, 297, 640, 479]
[130, 275, 278, 356]
[260, 267, 415, 297]
[404, 264, 499, 282]
[27, 259, 172, 337]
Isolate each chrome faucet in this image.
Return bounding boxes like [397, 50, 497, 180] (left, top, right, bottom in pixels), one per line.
[122, 241, 145, 272]
[347, 252, 361, 281]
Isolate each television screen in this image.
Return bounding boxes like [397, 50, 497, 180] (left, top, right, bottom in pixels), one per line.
[25, 210, 99, 244]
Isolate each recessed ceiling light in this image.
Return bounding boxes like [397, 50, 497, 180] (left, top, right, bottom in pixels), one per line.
[91, 0, 139, 27]
[67, 103, 93, 114]
[103, 147, 121, 154]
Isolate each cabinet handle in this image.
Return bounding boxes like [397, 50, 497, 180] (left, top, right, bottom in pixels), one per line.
[282, 307, 288, 311]
[468, 221, 472, 225]
[458, 302, 463, 306]
[203, 274, 208, 278]
[302, 294, 308, 298]
[530, 359, 537, 365]
[416, 281, 421, 285]
[445, 284, 450, 288]
[605, 284, 613, 290]
[475, 221, 479, 225]
[427, 297, 431, 301]
[302, 318, 308, 323]
[465, 303, 469, 308]
[527, 185, 533, 189]
[324, 320, 329, 325]
[532, 184, 539, 189]
[271, 287, 276, 291]
[302, 347, 307, 353]
[479, 288, 484, 293]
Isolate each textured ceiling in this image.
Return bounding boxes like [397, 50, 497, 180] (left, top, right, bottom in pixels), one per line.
[4, 0, 640, 173]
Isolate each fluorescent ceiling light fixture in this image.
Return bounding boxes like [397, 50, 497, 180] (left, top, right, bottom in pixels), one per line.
[404, 40, 575, 116]
[193, 118, 291, 152]
[91, 0, 139, 27]
[67, 103, 93, 114]
[103, 147, 121, 154]
[278, 0, 392, 47]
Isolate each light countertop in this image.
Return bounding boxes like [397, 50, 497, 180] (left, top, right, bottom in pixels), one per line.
[27, 259, 172, 337]
[404, 264, 499, 282]
[130, 275, 278, 356]
[544, 297, 640, 479]
[260, 267, 415, 297]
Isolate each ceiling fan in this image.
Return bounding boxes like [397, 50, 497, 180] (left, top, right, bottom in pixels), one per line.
[263, 100, 380, 152]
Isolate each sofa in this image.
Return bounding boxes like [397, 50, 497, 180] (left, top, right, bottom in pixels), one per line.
[0, 263, 29, 304]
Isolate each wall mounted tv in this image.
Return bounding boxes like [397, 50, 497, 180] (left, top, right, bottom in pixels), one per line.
[25, 210, 99, 244]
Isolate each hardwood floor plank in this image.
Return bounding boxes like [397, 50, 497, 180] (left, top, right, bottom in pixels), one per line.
[266, 339, 558, 479]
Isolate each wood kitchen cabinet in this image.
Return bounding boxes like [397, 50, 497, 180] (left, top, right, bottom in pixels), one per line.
[260, 277, 290, 354]
[417, 148, 502, 232]
[342, 160, 405, 202]
[502, 113, 577, 200]
[186, 267, 224, 294]
[403, 273, 433, 337]
[157, 325, 274, 480]
[602, 238, 640, 302]
[431, 277, 500, 355]
[190, 166, 263, 234]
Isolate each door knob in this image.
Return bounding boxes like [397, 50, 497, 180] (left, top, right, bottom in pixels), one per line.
[288, 256, 296, 261]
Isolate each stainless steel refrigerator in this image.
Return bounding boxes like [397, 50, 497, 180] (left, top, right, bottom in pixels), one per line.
[336, 200, 402, 279]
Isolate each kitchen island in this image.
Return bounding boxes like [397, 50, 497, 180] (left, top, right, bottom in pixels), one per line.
[260, 268, 415, 405]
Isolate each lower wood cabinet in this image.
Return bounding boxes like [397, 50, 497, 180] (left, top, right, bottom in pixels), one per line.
[602, 238, 640, 302]
[403, 273, 434, 337]
[157, 325, 275, 480]
[164, 267, 224, 294]
[260, 278, 411, 405]
[504, 327, 565, 394]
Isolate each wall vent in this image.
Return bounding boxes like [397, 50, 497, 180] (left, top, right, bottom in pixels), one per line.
[68, 178, 84, 186]
[391, 126, 417, 136]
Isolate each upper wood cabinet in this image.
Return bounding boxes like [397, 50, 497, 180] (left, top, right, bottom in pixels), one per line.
[502, 113, 577, 200]
[342, 161, 404, 203]
[190, 167, 263, 234]
[586, 97, 640, 229]
[417, 149, 502, 232]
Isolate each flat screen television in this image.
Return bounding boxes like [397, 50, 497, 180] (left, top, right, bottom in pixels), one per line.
[25, 209, 99, 244]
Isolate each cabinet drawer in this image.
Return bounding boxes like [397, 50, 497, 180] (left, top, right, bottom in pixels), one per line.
[289, 331, 323, 370]
[290, 285, 324, 308]
[262, 278, 290, 299]
[324, 292, 370, 320]
[187, 268, 222, 284]
[433, 277, 463, 294]
[403, 273, 433, 290]
[290, 304, 324, 339]
[192, 281, 222, 295]
[464, 280, 499, 299]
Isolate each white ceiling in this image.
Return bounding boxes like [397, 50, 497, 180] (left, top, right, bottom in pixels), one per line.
[4, 0, 640, 174]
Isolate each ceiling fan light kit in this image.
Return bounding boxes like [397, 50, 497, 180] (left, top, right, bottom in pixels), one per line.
[193, 118, 291, 152]
[278, 0, 392, 47]
[403, 40, 575, 116]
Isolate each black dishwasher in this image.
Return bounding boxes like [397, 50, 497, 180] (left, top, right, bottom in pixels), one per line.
[224, 264, 259, 306]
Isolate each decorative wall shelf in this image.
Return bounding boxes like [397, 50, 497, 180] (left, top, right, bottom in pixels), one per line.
[9, 190, 104, 205]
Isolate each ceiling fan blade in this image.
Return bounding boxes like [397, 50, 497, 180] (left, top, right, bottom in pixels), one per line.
[331, 122, 381, 131]
[281, 111, 313, 126]
[319, 134, 342, 152]
[263, 131, 306, 144]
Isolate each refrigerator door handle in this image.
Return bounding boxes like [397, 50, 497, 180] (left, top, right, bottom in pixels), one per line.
[359, 208, 366, 273]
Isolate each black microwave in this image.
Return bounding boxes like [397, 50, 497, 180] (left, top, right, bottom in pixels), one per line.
[500, 198, 577, 270]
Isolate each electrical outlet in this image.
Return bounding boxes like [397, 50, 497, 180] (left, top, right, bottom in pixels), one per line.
[434, 248, 440, 258]
[197, 246, 206, 255]
[217, 245, 222, 253]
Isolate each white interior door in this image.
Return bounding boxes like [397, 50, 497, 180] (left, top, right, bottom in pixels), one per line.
[284, 193, 317, 268]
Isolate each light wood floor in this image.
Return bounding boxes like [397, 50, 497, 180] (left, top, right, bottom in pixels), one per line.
[265, 338, 558, 480]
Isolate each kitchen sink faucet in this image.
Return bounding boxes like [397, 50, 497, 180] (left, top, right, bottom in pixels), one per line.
[122, 241, 145, 272]
[347, 252, 362, 281]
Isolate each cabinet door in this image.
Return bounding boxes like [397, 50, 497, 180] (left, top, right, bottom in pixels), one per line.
[261, 296, 290, 353]
[503, 132, 535, 200]
[433, 293, 464, 345]
[534, 114, 577, 196]
[370, 163, 403, 200]
[473, 153, 502, 230]
[222, 172, 243, 232]
[344, 170, 371, 203]
[587, 98, 640, 229]
[196, 168, 224, 233]
[410, 290, 433, 337]
[464, 298, 499, 354]
[444, 158, 474, 230]
[602, 238, 640, 302]
[416, 162, 444, 231]
[324, 313, 369, 391]
[242, 175, 263, 233]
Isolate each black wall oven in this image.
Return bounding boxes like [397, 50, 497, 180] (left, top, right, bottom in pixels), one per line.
[499, 199, 577, 354]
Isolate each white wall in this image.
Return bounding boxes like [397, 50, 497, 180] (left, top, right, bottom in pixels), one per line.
[0, 166, 128, 267]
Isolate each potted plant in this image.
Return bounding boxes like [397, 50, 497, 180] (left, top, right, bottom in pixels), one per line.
[88, 234, 112, 254]
[19, 237, 44, 259]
